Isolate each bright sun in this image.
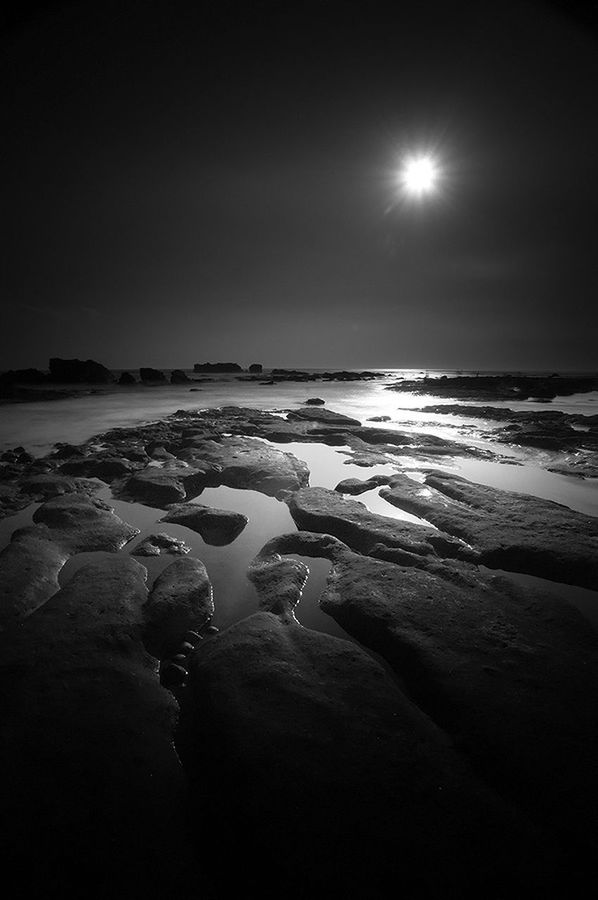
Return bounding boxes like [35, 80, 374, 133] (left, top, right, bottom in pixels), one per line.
[400, 155, 439, 196]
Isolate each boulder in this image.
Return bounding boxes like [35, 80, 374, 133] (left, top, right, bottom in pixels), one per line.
[144, 557, 214, 658]
[123, 464, 214, 507]
[170, 369, 190, 384]
[335, 474, 392, 495]
[161, 503, 248, 546]
[379, 470, 598, 588]
[305, 397, 325, 405]
[48, 357, 114, 383]
[248, 363, 263, 373]
[118, 371, 136, 384]
[139, 367, 167, 383]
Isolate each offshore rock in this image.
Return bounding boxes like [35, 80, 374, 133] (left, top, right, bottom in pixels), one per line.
[387, 373, 598, 401]
[287, 486, 477, 561]
[177, 609, 548, 898]
[379, 470, 598, 588]
[170, 369, 190, 384]
[144, 557, 214, 658]
[161, 503, 248, 546]
[140, 367, 167, 383]
[319, 547, 598, 878]
[0, 556, 190, 896]
[48, 357, 114, 384]
[193, 362, 243, 373]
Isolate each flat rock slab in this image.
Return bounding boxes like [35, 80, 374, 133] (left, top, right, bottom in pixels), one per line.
[177, 609, 545, 897]
[32, 492, 139, 554]
[123, 464, 213, 506]
[318, 547, 598, 874]
[287, 486, 477, 561]
[0, 556, 190, 895]
[144, 556, 214, 658]
[380, 470, 598, 588]
[176, 435, 309, 496]
[286, 406, 361, 426]
[161, 502, 248, 545]
[0, 524, 68, 626]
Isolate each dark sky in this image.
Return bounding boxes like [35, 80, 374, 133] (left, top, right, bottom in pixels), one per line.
[2, 0, 598, 370]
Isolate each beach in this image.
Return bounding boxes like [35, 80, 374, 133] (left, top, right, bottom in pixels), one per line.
[1, 369, 598, 897]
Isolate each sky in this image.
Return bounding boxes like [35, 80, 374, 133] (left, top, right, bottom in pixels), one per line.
[2, 0, 598, 371]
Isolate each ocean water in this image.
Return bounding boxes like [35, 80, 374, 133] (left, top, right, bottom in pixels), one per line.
[1, 368, 597, 635]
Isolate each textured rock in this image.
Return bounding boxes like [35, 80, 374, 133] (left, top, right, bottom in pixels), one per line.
[132, 533, 190, 556]
[0, 524, 67, 625]
[387, 374, 598, 401]
[287, 486, 477, 561]
[123, 464, 212, 506]
[161, 503, 248, 546]
[0, 556, 190, 895]
[380, 470, 598, 588]
[144, 557, 214, 658]
[287, 406, 361, 426]
[318, 547, 598, 873]
[335, 474, 392, 494]
[139, 367, 167, 383]
[177, 435, 309, 496]
[177, 609, 548, 897]
[19, 473, 78, 497]
[58, 455, 135, 479]
[32, 493, 139, 553]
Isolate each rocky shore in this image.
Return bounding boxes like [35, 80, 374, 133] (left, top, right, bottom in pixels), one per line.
[1, 403, 597, 897]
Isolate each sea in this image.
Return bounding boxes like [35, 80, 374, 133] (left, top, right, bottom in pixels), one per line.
[2, 367, 597, 636]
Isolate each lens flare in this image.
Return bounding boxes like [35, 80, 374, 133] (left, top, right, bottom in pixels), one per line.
[399, 154, 439, 196]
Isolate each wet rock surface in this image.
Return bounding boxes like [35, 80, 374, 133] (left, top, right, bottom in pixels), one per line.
[162, 502, 248, 545]
[132, 532, 190, 556]
[0, 556, 191, 897]
[315, 546, 598, 878]
[380, 470, 598, 588]
[176, 607, 547, 897]
[144, 556, 214, 658]
[287, 485, 478, 561]
[388, 373, 598, 400]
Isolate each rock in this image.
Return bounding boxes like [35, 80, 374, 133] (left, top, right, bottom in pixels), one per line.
[176, 435, 309, 496]
[287, 486, 477, 561]
[58, 455, 135, 479]
[144, 557, 214, 658]
[305, 397, 325, 405]
[0, 367, 48, 385]
[287, 406, 361, 426]
[48, 357, 114, 384]
[170, 369, 190, 384]
[0, 524, 68, 625]
[248, 363, 263, 373]
[132, 533, 190, 556]
[177, 609, 548, 897]
[379, 470, 598, 588]
[118, 371, 136, 384]
[335, 474, 392, 495]
[32, 493, 139, 553]
[0, 556, 191, 895]
[123, 464, 212, 507]
[161, 503, 248, 546]
[387, 374, 598, 401]
[318, 547, 598, 873]
[139, 367, 167, 383]
[193, 362, 243, 373]
[19, 473, 78, 498]
[367, 414, 391, 421]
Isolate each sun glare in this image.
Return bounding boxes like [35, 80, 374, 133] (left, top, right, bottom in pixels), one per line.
[400, 154, 439, 197]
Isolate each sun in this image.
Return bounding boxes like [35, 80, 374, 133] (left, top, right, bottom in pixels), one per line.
[399, 154, 439, 196]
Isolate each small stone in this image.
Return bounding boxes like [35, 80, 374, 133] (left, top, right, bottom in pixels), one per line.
[179, 641, 195, 654]
[183, 630, 202, 645]
[160, 662, 188, 688]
